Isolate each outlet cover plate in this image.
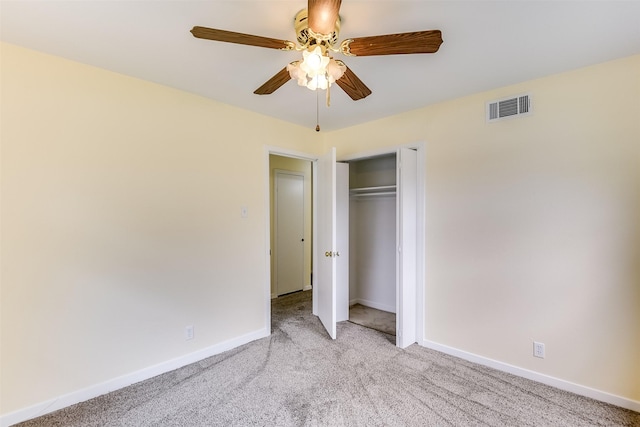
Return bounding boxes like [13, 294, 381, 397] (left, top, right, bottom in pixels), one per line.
[533, 341, 545, 358]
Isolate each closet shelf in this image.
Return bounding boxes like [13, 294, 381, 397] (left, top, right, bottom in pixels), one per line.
[349, 185, 396, 197]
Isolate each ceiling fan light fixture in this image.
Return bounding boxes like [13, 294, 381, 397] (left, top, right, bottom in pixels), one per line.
[288, 46, 345, 92]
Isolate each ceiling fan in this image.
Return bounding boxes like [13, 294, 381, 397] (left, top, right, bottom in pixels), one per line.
[190, 0, 443, 102]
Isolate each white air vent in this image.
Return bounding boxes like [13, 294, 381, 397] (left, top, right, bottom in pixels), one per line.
[486, 94, 532, 122]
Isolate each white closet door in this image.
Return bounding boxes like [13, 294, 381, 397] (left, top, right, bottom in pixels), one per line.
[316, 148, 337, 339]
[336, 162, 350, 322]
[397, 147, 417, 348]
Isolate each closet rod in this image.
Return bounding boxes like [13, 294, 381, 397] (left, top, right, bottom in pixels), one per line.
[350, 191, 396, 197]
[350, 185, 396, 193]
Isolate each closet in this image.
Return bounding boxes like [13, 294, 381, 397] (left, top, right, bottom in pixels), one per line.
[314, 146, 417, 347]
[347, 154, 398, 327]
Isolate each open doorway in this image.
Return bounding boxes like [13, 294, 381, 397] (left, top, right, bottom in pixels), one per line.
[339, 145, 424, 348]
[268, 155, 313, 299]
[346, 154, 398, 337]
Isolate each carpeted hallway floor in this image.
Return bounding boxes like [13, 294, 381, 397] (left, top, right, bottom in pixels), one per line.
[16, 290, 639, 426]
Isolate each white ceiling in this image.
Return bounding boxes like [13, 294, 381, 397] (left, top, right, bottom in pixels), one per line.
[2, 1, 639, 131]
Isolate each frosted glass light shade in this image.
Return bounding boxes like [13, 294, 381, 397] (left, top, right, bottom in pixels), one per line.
[287, 61, 308, 86]
[326, 58, 346, 83]
[287, 47, 346, 91]
[300, 46, 329, 77]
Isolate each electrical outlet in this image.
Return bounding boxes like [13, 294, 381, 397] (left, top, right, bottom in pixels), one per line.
[533, 341, 545, 358]
[185, 325, 194, 340]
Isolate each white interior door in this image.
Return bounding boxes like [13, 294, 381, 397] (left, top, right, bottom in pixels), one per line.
[315, 148, 337, 339]
[396, 147, 418, 348]
[275, 171, 305, 296]
[336, 162, 349, 322]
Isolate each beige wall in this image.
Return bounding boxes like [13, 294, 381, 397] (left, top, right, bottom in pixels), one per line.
[0, 43, 319, 415]
[269, 155, 313, 296]
[327, 55, 640, 402]
[2, 40, 639, 417]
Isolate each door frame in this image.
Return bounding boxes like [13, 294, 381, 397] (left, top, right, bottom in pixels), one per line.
[263, 142, 426, 344]
[273, 169, 306, 296]
[264, 146, 320, 330]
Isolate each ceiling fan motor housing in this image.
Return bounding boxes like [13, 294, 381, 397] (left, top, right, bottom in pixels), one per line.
[294, 9, 341, 47]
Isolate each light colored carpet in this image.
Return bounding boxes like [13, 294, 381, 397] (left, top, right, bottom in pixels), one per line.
[16, 290, 639, 426]
[349, 303, 396, 336]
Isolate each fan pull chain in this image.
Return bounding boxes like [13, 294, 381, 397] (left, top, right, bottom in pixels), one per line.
[326, 74, 331, 107]
[315, 89, 320, 132]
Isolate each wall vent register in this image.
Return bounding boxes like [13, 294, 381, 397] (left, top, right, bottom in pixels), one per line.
[486, 93, 532, 122]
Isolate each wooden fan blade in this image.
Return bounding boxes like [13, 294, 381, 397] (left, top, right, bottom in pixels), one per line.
[335, 66, 371, 101]
[308, 0, 342, 36]
[191, 26, 292, 50]
[254, 67, 292, 95]
[346, 30, 443, 56]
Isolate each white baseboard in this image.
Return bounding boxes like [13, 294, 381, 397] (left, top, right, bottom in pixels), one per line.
[421, 339, 640, 413]
[349, 298, 395, 314]
[272, 286, 311, 299]
[1, 328, 270, 427]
